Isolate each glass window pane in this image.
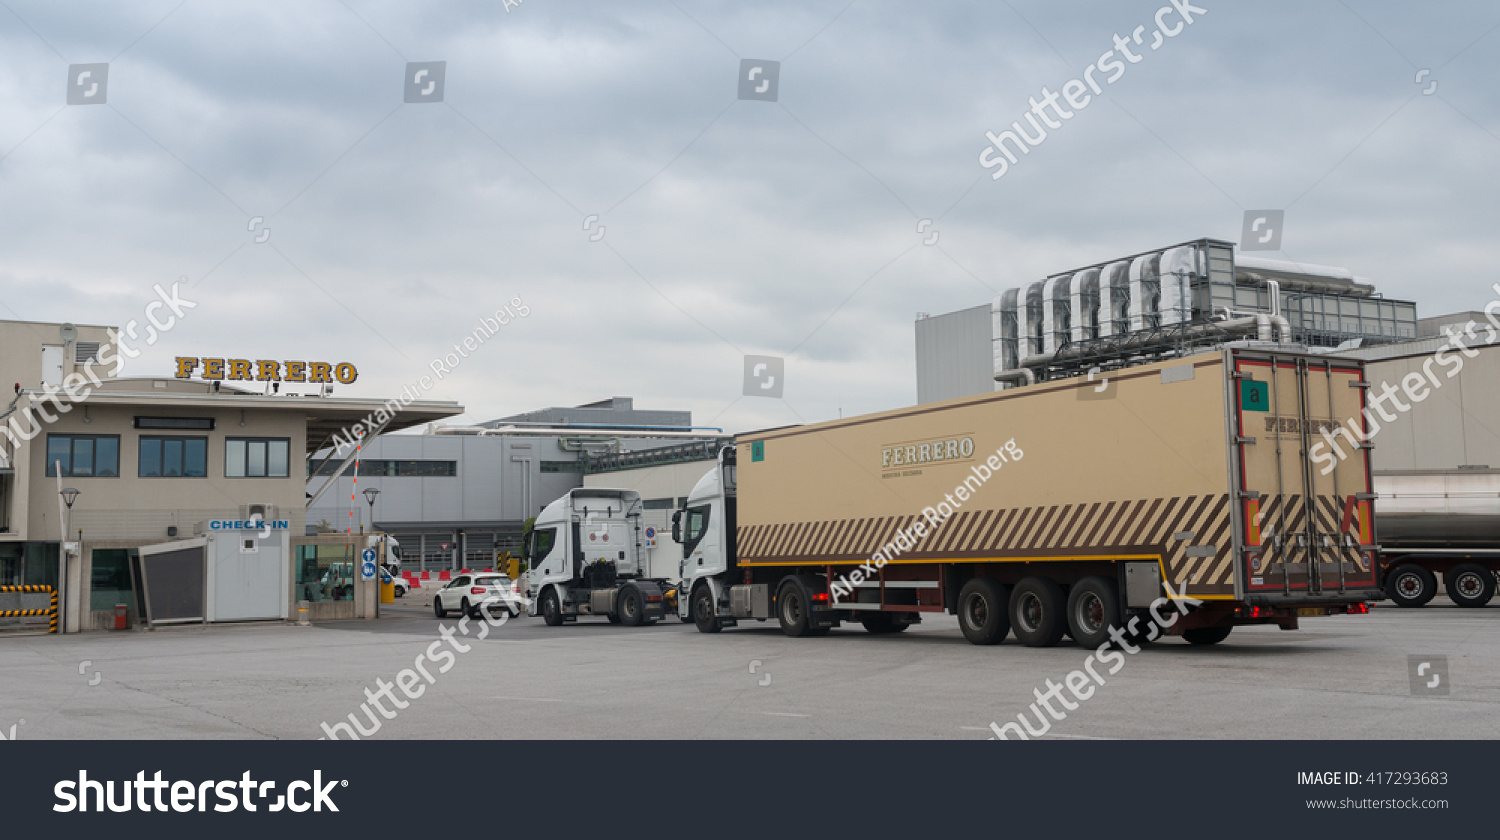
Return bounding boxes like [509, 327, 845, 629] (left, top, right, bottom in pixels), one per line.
[225, 440, 246, 477]
[268, 440, 289, 477]
[162, 439, 183, 477]
[95, 437, 118, 477]
[139, 438, 161, 477]
[47, 437, 70, 477]
[248, 440, 267, 477]
[72, 437, 94, 476]
[185, 439, 206, 477]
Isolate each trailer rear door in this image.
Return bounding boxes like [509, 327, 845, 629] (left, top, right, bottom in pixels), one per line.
[1233, 352, 1380, 598]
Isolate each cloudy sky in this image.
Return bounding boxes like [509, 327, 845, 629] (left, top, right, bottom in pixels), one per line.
[2, 0, 1497, 434]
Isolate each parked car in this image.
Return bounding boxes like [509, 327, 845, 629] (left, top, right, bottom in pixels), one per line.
[433, 574, 523, 620]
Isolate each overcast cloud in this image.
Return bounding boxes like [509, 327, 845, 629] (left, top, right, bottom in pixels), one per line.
[2, 0, 1498, 433]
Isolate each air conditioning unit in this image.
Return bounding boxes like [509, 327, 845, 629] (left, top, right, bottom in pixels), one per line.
[242, 503, 279, 521]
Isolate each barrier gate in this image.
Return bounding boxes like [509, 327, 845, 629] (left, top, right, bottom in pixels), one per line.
[0, 585, 58, 634]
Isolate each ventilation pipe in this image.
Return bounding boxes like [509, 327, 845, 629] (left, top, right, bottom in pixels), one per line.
[1042, 276, 1071, 355]
[1098, 260, 1131, 338]
[1070, 269, 1100, 343]
[993, 288, 1021, 376]
[1128, 253, 1161, 332]
[1158, 246, 1198, 326]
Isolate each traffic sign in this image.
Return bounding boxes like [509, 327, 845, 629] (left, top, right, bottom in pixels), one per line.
[645, 527, 656, 538]
[360, 559, 377, 580]
[362, 548, 376, 564]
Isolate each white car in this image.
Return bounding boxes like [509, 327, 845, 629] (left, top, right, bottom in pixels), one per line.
[433, 574, 523, 620]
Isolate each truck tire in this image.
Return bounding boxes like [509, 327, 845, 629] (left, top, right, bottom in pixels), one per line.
[1009, 577, 1066, 648]
[692, 585, 721, 634]
[1446, 563, 1496, 607]
[618, 586, 645, 626]
[1065, 576, 1121, 650]
[957, 578, 1010, 645]
[1386, 564, 1437, 607]
[777, 580, 829, 638]
[540, 588, 564, 627]
[1182, 625, 1232, 645]
[607, 614, 621, 624]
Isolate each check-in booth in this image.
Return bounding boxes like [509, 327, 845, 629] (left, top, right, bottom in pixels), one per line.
[290, 533, 385, 622]
[135, 518, 293, 627]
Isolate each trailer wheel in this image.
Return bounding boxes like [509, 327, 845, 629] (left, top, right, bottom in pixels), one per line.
[957, 578, 1010, 645]
[1447, 563, 1496, 608]
[777, 580, 828, 637]
[1182, 625, 1232, 645]
[618, 587, 645, 626]
[1009, 577, 1066, 648]
[692, 585, 721, 633]
[1386, 564, 1437, 607]
[540, 588, 564, 627]
[1065, 576, 1121, 650]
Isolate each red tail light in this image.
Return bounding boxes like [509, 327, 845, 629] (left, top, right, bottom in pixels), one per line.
[1348, 602, 1370, 614]
[470, 587, 486, 595]
[812, 592, 828, 602]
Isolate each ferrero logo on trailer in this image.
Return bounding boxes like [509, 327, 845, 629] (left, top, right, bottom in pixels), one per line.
[881, 435, 975, 468]
[174, 357, 358, 384]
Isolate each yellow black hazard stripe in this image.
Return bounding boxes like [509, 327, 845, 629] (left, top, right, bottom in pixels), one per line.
[0, 585, 58, 633]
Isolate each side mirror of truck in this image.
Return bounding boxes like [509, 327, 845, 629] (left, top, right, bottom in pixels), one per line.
[671, 510, 682, 543]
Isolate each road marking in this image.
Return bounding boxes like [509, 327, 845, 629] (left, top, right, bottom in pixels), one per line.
[1039, 732, 1112, 740]
[958, 726, 991, 731]
[758, 711, 810, 718]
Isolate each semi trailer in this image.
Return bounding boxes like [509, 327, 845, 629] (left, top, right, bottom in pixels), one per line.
[1347, 333, 1500, 607]
[525, 488, 676, 626]
[673, 344, 1381, 647]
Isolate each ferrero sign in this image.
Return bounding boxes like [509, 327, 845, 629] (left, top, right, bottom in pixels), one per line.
[174, 357, 358, 384]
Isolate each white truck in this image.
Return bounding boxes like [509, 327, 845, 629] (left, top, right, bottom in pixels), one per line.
[525, 488, 675, 626]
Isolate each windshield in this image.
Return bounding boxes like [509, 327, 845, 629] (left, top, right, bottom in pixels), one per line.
[476, 576, 510, 588]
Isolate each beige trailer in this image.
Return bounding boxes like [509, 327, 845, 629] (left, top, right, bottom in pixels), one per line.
[675, 344, 1380, 647]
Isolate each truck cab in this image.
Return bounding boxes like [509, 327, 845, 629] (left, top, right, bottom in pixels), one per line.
[675, 446, 744, 628]
[526, 488, 671, 626]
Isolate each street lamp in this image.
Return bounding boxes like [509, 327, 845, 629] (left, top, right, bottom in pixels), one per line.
[362, 487, 380, 535]
[59, 487, 80, 554]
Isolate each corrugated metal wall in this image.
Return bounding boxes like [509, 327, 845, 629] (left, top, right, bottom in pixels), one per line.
[914, 304, 995, 405]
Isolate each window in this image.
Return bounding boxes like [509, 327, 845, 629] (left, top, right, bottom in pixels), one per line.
[139, 436, 207, 477]
[539, 460, 582, 473]
[45, 435, 120, 477]
[296, 544, 355, 602]
[526, 527, 557, 564]
[643, 498, 676, 510]
[226, 438, 290, 478]
[309, 459, 457, 477]
[681, 505, 711, 557]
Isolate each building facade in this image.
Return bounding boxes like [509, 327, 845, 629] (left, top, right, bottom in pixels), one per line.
[0, 319, 462, 633]
[306, 399, 728, 571]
